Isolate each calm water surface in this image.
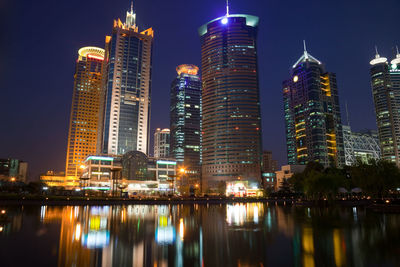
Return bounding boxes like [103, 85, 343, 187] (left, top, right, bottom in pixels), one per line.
[0, 203, 399, 267]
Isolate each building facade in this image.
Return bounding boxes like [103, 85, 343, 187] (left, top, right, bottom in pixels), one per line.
[262, 151, 278, 172]
[101, 4, 153, 156]
[0, 158, 28, 182]
[170, 64, 202, 185]
[342, 125, 381, 165]
[370, 49, 400, 166]
[65, 46, 105, 181]
[154, 128, 170, 158]
[275, 165, 306, 191]
[283, 45, 345, 168]
[199, 12, 262, 191]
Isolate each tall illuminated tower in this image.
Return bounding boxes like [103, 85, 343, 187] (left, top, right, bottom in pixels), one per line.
[283, 43, 345, 167]
[65, 47, 105, 182]
[170, 64, 202, 183]
[370, 47, 400, 166]
[101, 3, 153, 156]
[199, 6, 262, 191]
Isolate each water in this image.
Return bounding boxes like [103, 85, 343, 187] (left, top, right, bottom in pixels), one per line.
[0, 203, 399, 267]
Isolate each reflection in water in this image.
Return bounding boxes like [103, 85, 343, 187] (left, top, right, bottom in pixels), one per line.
[0, 203, 400, 266]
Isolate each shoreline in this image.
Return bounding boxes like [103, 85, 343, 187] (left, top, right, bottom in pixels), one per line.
[1, 196, 399, 211]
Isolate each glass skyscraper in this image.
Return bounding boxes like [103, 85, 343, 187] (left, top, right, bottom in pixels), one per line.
[370, 48, 400, 166]
[65, 47, 105, 182]
[283, 45, 345, 167]
[199, 11, 262, 191]
[170, 64, 202, 183]
[100, 4, 153, 156]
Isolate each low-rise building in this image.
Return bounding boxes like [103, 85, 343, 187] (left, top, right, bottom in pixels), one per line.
[40, 171, 66, 187]
[342, 125, 381, 165]
[275, 165, 306, 191]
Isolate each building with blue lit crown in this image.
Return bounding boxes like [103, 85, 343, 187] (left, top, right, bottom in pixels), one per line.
[199, 9, 263, 191]
[283, 44, 345, 167]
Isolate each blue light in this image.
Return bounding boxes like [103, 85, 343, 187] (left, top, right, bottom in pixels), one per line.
[221, 17, 228, 24]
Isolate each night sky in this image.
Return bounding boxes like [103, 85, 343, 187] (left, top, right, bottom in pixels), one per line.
[1, 0, 399, 180]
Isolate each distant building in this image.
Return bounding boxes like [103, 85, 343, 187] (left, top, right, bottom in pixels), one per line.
[262, 172, 276, 191]
[199, 11, 262, 191]
[275, 165, 306, 191]
[370, 48, 400, 166]
[0, 158, 28, 182]
[65, 46, 105, 182]
[170, 64, 201, 186]
[40, 171, 66, 187]
[283, 43, 345, 168]
[262, 151, 278, 172]
[154, 128, 170, 158]
[342, 125, 381, 165]
[100, 4, 154, 156]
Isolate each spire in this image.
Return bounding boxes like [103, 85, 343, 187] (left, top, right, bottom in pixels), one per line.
[226, 0, 230, 16]
[370, 46, 387, 65]
[391, 45, 400, 65]
[292, 40, 321, 68]
[375, 45, 380, 58]
[125, 1, 136, 28]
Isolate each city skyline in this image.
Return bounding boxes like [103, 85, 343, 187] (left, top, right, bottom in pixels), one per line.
[1, 0, 400, 179]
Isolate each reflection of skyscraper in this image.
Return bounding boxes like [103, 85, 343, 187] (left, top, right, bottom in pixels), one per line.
[283, 44, 345, 167]
[153, 128, 170, 158]
[170, 64, 202, 181]
[199, 8, 262, 191]
[65, 47, 105, 181]
[370, 48, 400, 166]
[101, 4, 153, 156]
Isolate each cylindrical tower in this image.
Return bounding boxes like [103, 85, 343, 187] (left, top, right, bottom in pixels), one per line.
[199, 14, 262, 192]
[65, 46, 105, 186]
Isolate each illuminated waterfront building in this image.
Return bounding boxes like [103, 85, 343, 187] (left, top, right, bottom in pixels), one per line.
[170, 64, 202, 185]
[370, 47, 400, 166]
[199, 7, 262, 191]
[342, 125, 381, 165]
[283, 43, 345, 167]
[154, 128, 170, 158]
[100, 4, 154, 156]
[65, 46, 105, 183]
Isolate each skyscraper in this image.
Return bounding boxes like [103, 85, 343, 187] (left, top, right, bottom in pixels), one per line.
[283, 43, 345, 167]
[370, 47, 400, 166]
[65, 47, 105, 181]
[170, 64, 202, 183]
[199, 7, 262, 191]
[154, 128, 170, 158]
[100, 4, 153, 156]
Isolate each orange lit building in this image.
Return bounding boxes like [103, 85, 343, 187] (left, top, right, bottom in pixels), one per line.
[65, 46, 105, 185]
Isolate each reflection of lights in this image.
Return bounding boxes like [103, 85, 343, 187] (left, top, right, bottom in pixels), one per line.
[155, 226, 175, 244]
[40, 206, 46, 221]
[352, 207, 358, 222]
[179, 218, 184, 240]
[81, 231, 110, 248]
[333, 229, 346, 266]
[75, 223, 81, 241]
[253, 205, 259, 224]
[226, 204, 246, 225]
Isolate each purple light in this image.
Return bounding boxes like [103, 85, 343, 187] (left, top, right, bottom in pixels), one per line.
[221, 17, 228, 24]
